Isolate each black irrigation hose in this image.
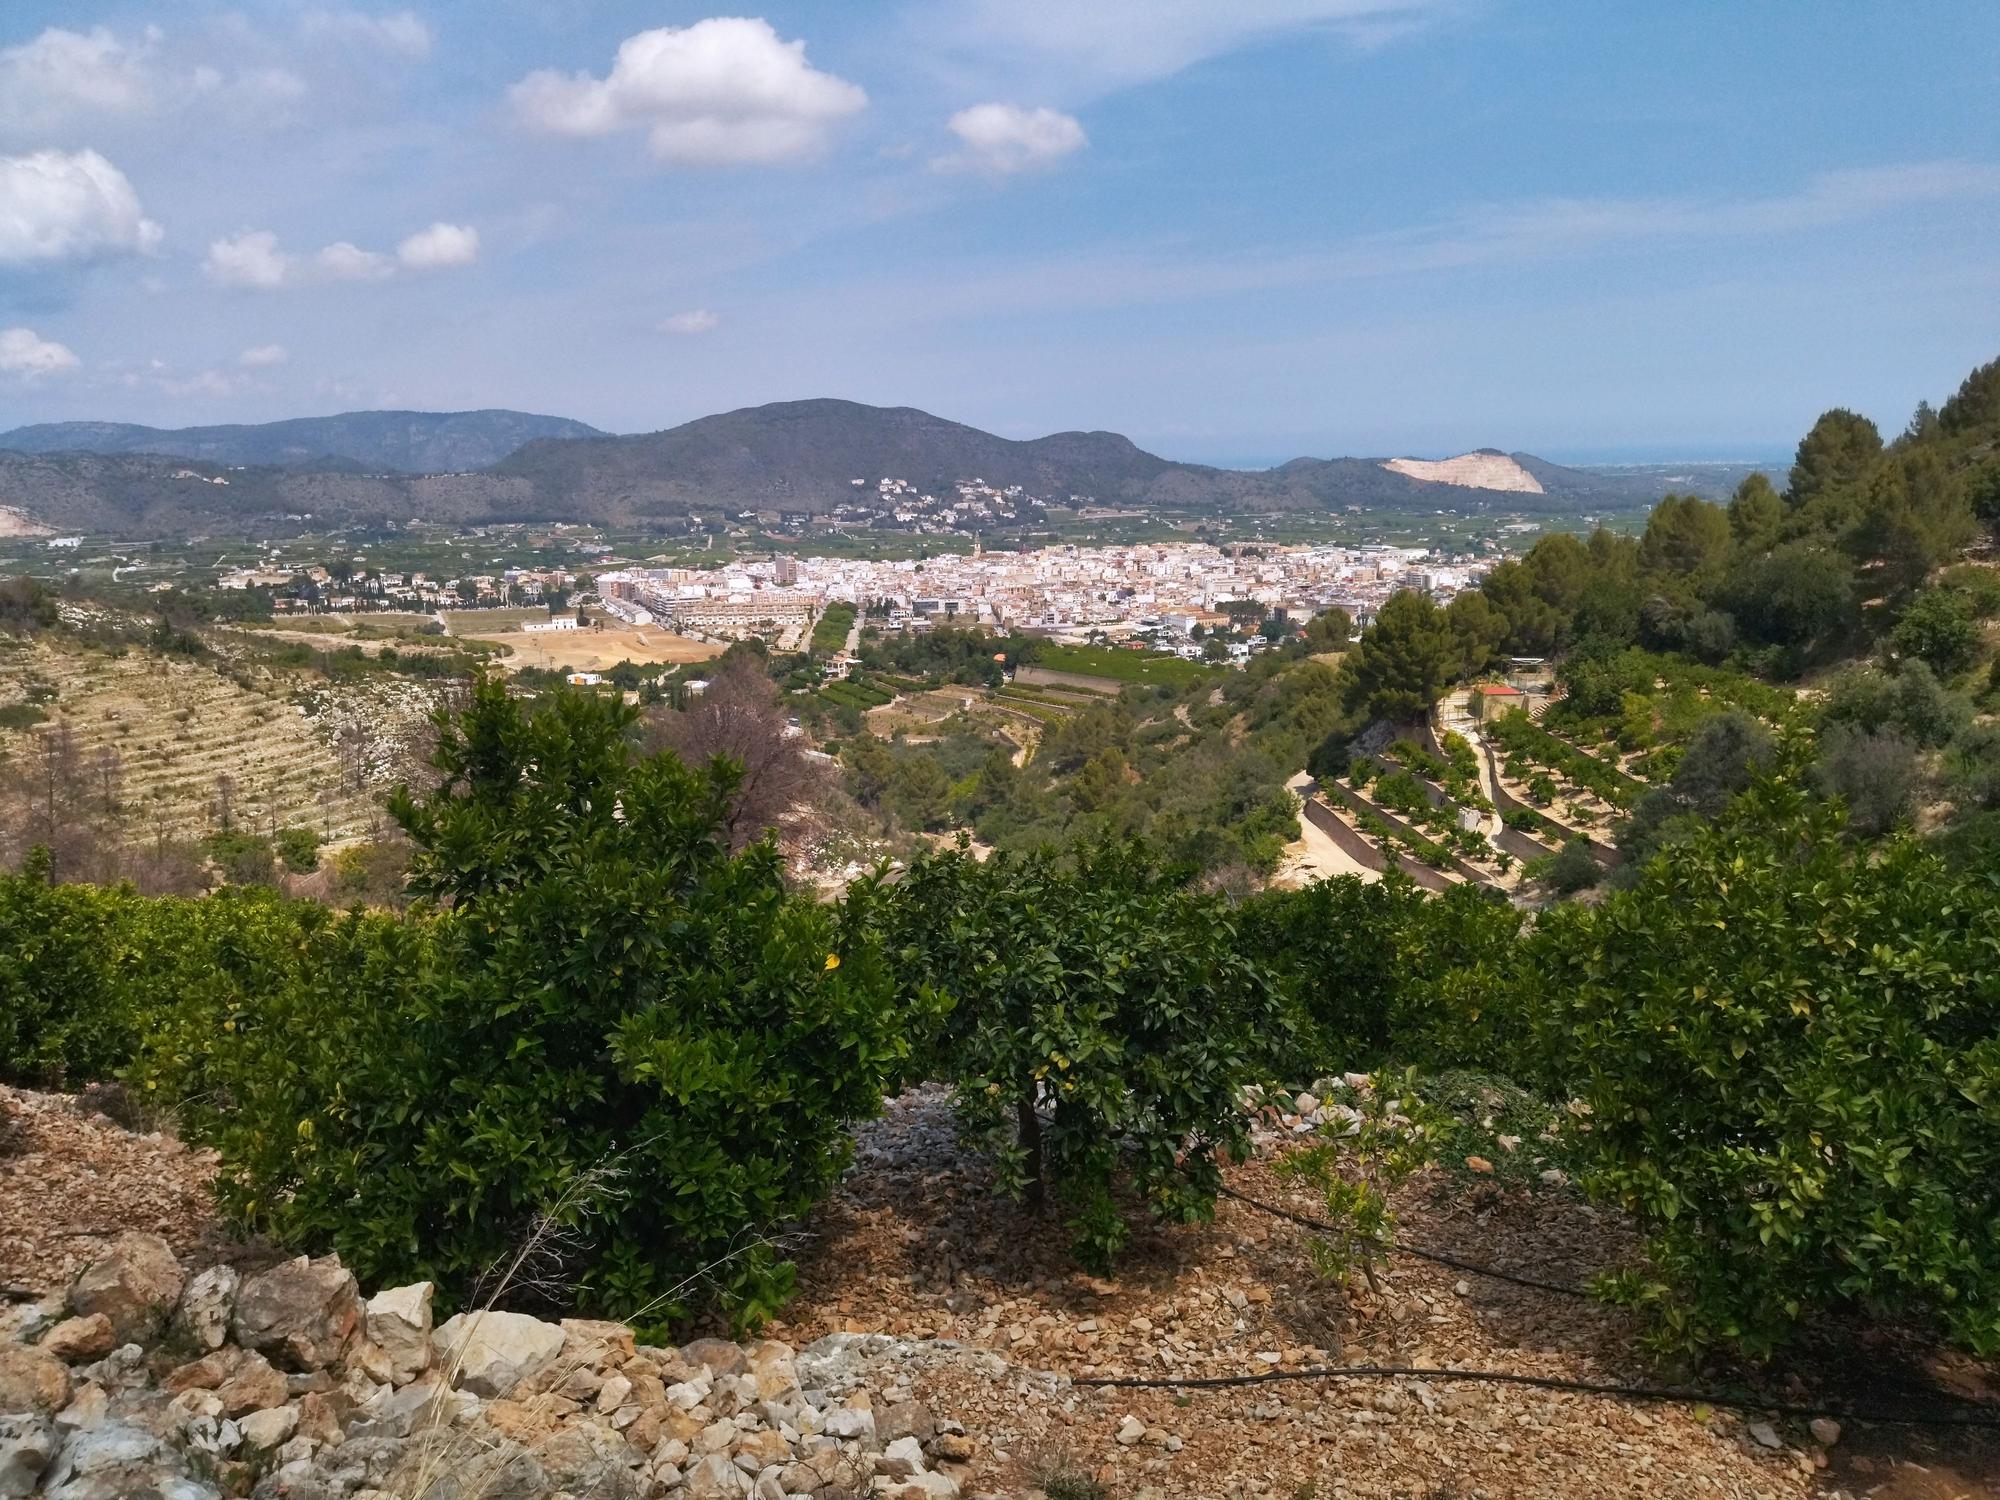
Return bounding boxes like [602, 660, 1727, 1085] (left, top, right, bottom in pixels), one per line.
[1203, 1186, 2000, 1431]
[1215, 1183, 1590, 1298]
[1070, 1362, 2000, 1431]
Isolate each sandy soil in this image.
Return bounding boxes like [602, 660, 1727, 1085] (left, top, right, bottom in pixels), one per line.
[467, 623, 724, 673]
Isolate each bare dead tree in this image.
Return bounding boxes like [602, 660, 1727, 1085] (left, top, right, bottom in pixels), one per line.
[642, 655, 832, 852]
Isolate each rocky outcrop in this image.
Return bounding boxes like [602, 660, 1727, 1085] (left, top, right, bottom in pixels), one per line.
[63, 1234, 184, 1346]
[0, 1239, 1002, 1499]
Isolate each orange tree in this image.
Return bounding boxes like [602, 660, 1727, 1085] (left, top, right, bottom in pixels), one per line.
[881, 839, 1282, 1270]
[132, 676, 922, 1328]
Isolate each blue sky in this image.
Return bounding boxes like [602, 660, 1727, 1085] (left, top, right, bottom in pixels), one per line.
[0, 1, 1995, 464]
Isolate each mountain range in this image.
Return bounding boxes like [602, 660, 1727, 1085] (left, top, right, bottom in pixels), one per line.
[0, 410, 602, 475]
[0, 400, 1759, 537]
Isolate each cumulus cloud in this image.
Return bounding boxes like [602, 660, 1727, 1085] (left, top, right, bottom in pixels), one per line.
[0, 149, 163, 264]
[314, 240, 395, 281]
[510, 18, 866, 165]
[0, 327, 81, 379]
[939, 103, 1086, 174]
[0, 26, 156, 135]
[204, 230, 291, 289]
[238, 343, 289, 367]
[397, 221, 479, 269]
[300, 10, 433, 60]
[658, 309, 720, 335]
[207, 223, 472, 289]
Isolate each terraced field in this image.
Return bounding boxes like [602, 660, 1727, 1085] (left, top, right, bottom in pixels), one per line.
[0, 636, 441, 843]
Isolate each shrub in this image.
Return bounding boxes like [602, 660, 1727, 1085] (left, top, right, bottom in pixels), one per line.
[0, 858, 309, 1090]
[1889, 585, 1981, 676]
[1813, 724, 1918, 837]
[1242, 875, 1523, 1074]
[204, 831, 275, 887]
[137, 678, 923, 1328]
[1528, 782, 2000, 1358]
[1542, 838, 1602, 895]
[883, 840, 1282, 1271]
[275, 826, 322, 873]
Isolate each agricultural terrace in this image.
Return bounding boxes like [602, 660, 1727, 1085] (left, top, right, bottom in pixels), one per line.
[1025, 641, 1216, 688]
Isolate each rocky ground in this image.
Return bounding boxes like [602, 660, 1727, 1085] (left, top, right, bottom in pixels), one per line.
[3, 1083, 1996, 1500]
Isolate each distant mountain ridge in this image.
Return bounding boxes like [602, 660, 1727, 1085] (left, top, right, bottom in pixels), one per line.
[0, 398, 1752, 537]
[0, 409, 604, 474]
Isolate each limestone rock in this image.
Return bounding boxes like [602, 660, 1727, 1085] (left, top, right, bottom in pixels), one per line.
[433, 1311, 566, 1399]
[877, 1400, 934, 1447]
[683, 1452, 753, 1499]
[38, 1420, 215, 1500]
[233, 1258, 361, 1371]
[558, 1318, 635, 1369]
[1810, 1417, 1841, 1447]
[0, 1345, 72, 1416]
[217, 1356, 287, 1419]
[365, 1283, 433, 1385]
[532, 1424, 642, 1499]
[875, 1475, 959, 1500]
[0, 1414, 56, 1500]
[174, 1268, 238, 1353]
[237, 1406, 298, 1452]
[67, 1234, 185, 1345]
[680, 1339, 748, 1378]
[40, 1316, 115, 1363]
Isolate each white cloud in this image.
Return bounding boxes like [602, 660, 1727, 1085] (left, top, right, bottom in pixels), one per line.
[0, 26, 155, 135]
[238, 343, 289, 367]
[0, 149, 162, 264]
[205, 230, 292, 289]
[314, 240, 395, 281]
[659, 309, 720, 335]
[510, 17, 867, 165]
[939, 103, 1085, 174]
[207, 223, 474, 289]
[0, 327, 81, 379]
[300, 10, 433, 60]
[397, 221, 479, 269]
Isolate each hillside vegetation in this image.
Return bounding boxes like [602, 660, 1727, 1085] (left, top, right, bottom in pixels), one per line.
[2, 353, 1998, 1386]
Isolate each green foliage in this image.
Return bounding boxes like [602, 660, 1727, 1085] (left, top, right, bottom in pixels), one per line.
[1812, 725, 1917, 838]
[0, 861, 309, 1090]
[1542, 838, 1602, 895]
[811, 601, 857, 654]
[1788, 408, 1883, 507]
[883, 840, 1283, 1271]
[203, 830, 277, 887]
[1822, 660, 1970, 749]
[1027, 642, 1213, 687]
[1343, 590, 1460, 722]
[136, 678, 924, 1328]
[1278, 1071, 1444, 1288]
[274, 827, 322, 873]
[1889, 585, 1981, 677]
[1535, 783, 2000, 1357]
[1241, 875, 1523, 1074]
[1488, 712, 1640, 810]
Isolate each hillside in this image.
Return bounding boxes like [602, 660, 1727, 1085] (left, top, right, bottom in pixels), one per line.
[0, 398, 1740, 536]
[495, 398, 1699, 517]
[0, 409, 602, 474]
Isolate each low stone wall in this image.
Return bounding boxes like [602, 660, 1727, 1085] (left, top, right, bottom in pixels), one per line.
[0, 1232, 987, 1499]
[1305, 790, 1454, 893]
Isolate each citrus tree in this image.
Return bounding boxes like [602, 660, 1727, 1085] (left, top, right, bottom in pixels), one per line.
[135, 676, 921, 1328]
[884, 839, 1283, 1270]
[1531, 779, 2000, 1357]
